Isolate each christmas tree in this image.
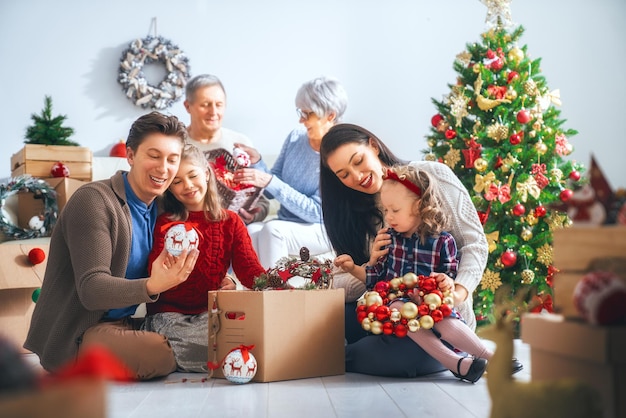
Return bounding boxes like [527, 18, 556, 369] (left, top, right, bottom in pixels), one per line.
[25, 96, 79, 146]
[422, 0, 584, 325]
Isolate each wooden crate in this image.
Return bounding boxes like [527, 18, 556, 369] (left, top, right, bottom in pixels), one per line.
[11, 144, 92, 181]
[553, 226, 626, 319]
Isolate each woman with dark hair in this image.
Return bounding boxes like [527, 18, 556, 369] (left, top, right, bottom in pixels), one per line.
[320, 123, 490, 377]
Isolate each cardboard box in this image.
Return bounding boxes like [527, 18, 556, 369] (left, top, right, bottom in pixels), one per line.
[0, 238, 50, 352]
[11, 144, 92, 181]
[521, 313, 626, 418]
[17, 177, 86, 228]
[208, 289, 345, 382]
[552, 226, 626, 318]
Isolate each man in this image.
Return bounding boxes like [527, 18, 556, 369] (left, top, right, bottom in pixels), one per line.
[184, 74, 269, 224]
[24, 112, 199, 380]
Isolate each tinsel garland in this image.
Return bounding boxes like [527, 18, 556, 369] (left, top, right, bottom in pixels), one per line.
[0, 176, 58, 240]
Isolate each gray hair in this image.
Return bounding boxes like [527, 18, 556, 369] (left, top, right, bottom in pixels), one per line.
[185, 74, 226, 102]
[295, 76, 348, 122]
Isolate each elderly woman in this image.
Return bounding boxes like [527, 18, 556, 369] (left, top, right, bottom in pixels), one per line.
[233, 76, 347, 268]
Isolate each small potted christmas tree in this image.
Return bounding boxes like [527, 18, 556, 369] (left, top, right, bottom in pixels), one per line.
[11, 96, 92, 181]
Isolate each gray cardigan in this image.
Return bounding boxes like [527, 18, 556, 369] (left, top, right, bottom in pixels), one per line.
[24, 172, 158, 371]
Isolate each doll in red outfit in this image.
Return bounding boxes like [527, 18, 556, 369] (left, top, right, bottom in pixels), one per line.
[144, 143, 265, 372]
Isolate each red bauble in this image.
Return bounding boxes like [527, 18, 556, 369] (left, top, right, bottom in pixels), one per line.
[374, 281, 390, 294]
[569, 170, 581, 181]
[382, 322, 394, 335]
[534, 205, 547, 217]
[573, 271, 626, 325]
[444, 128, 457, 140]
[507, 71, 519, 84]
[394, 324, 408, 338]
[516, 109, 531, 124]
[512, 203, 526, 217]
[559, 189, 573, 202]
[477, 211, 489, 225]
[509, 132, 522, 145]
[375, 305, 391, 321]
[28, 248, 46, 265]
[109, 140, 127, 158]
[500, 250, 518, 268]
[490, 57, 503, 71]
[431, 114, 443, 127]
[356, 311, 368, 323]
[51, 161, 70, 177]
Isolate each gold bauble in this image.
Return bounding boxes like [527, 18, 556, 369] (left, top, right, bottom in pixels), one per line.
[529, 130, 537, 138]
[407, 319, 420, 332]
[419, 315, 435, 330]
[508, 47, 524, 64]
[370, 320, 383, 335]
[400, 302, 419, 319]
[427, 138, 437, 148]
[474, 158, 488, 172]
[388, 293, 397, 301]
[356, 296, 366, 306]
[361, 317, 371, 331]
[521, 269, 535, 284]
[403, 272, 419, 288]
[365, 292, 383, 307]
[424, 153, 437, 162]
[505, 88, 518, 101]
[532, 121, 542, 131]
[550, 168, 563, 182]
[443, 296, 455, 306]
[526, 213, 538, 225]
[390, 309, 402, 323]
[521, 228, 533, 241]
[535, 141, 548, 155]
[473, 63, 482, 73]
[423, 293, 442, 310]
[389, 277, 402, 290]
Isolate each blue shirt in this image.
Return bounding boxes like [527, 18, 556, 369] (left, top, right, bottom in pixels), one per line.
[104, 173, 158, 319]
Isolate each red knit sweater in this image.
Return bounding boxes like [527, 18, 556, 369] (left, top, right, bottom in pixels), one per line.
[147, 210, 264, 315]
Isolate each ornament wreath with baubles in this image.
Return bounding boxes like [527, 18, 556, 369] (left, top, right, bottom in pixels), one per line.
[0, 176, 58, 240]
[118, 36, 190, 110]
[253, 247, 334, 290]
[356, 273, 454, 337]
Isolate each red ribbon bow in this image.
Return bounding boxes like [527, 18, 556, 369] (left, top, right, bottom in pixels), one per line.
[208, 344, 256, 371]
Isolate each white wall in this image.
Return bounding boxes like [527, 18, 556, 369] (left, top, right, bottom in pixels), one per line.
[1, 0, 624, 188]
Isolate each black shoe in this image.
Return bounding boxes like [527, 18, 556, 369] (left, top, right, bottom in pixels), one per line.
[452, 357, 487, 383]
[512, 358, 523, 375]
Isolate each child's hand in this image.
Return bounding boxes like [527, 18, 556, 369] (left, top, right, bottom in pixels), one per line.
[431, 272, 454, 293]
[334, 254, 356, 273]
[370, 228, 391, 262]
[219, 275, 237, 290]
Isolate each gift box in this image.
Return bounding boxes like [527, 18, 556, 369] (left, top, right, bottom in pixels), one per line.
[0, 238, 50, 352]
[206, 148, 263, 212]
[552, 226, 626, 319]
[11, 144, 92, 181]
[521, 313, 626, 418]
[208, 289, 345, 382]
[16, 177, 86, 228]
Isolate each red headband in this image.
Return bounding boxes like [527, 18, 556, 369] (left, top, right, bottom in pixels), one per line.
[383, 169, 422, 197]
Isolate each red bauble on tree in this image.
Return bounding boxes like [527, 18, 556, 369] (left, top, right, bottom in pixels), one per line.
[534, 205, 547, 217]
[500, 250, 518, 268]
[445, 128, 457, 140]
[509, 132, 522, 145]
[559, 189, 573, 202]
[51, 161, 70, 177]
[512, 203, 526, 217]
[516, 109, 531, 124]
[569, 170, 581, 181]
[431, 114, 443, 127]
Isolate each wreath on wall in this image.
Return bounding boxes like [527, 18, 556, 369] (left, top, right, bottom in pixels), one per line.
[118, 35, 191, 110]
[0, 176, 58, 240]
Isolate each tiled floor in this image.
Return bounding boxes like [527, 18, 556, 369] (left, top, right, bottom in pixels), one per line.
[23, 339, 530, 418]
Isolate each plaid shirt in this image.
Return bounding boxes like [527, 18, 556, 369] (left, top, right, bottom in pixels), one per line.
[365, 229, 458, 290]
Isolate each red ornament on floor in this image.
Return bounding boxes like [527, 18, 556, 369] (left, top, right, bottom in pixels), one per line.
[28, 247, 46, 265]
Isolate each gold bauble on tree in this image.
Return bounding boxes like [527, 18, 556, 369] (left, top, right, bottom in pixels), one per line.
[474, 158, 488, 172]
[427, 138, 437, 148]
[505, 88, 518, 101]
[535, 140, 548, 155]
[521, 227, 533, 241]
[424, 153, 437, 162]
[507, 46, 524, 64]
[521, 269, 535, 284]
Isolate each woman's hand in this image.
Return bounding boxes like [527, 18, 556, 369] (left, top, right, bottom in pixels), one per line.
[233, 143, 261, 165]
[146, 248, 199, 295]
[370, 228, 391, 262]
[234, 168, 272, 188]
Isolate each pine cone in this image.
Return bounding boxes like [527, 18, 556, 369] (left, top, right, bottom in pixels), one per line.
[267, 274, 285, 289]
[299, 247, 310, 262]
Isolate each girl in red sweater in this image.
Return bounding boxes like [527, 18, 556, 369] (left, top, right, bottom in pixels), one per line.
[144, 143, 265, 372]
